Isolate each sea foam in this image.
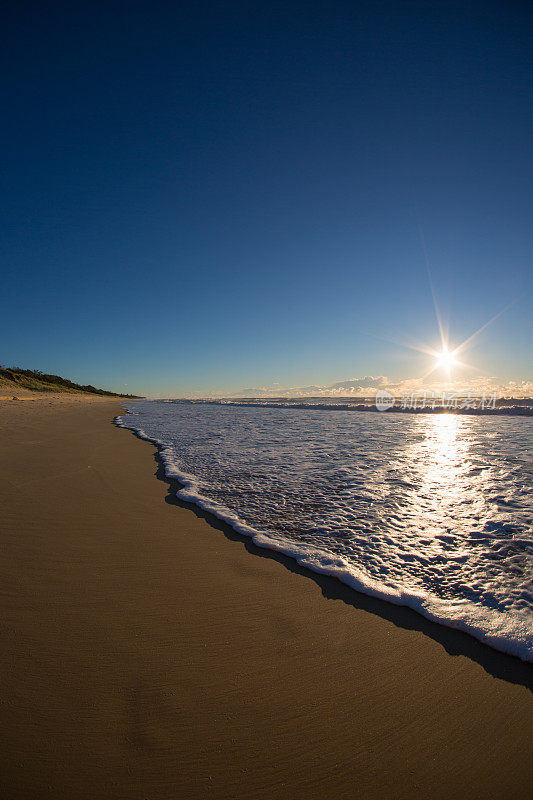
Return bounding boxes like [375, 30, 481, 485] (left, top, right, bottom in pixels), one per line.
[117, 401, 533, 662]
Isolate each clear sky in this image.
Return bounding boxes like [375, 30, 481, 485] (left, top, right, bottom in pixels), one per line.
[1, 1, 532, 397]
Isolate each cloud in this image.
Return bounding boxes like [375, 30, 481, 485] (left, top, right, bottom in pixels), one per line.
[229, 375, 533, 399]
[231, 376, 388, 397]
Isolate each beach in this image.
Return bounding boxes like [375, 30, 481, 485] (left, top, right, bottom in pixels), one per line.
[1, 393, 532, 800]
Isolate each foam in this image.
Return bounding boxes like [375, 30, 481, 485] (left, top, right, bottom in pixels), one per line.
[116, 403, 533, 662]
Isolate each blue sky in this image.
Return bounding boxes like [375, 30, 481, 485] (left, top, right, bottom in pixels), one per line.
[1, 1, 532, 396]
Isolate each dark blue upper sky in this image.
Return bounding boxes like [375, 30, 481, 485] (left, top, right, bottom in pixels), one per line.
[2, 1, 532, 395]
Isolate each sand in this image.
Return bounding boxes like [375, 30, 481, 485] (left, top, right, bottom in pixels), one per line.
[0, 393, 532, 799]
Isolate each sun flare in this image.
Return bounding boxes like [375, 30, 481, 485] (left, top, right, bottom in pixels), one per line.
[435, 348, 457, 374]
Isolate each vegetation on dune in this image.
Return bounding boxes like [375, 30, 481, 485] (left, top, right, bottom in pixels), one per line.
[0, 366, 141, 398]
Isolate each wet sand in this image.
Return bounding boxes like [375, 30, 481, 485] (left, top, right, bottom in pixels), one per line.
[1, 393, 532, 799]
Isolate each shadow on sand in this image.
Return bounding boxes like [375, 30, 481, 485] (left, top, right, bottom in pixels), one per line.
[123, 424, 532, 692]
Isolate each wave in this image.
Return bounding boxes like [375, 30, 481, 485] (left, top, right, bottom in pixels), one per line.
[116, 408, 533, 662]
[163, 398, 533, 416]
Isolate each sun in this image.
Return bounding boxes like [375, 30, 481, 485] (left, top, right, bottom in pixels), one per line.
[435, 347, 457, 374]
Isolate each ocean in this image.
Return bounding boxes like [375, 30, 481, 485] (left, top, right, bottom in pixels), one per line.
[118, 399, 533, 661]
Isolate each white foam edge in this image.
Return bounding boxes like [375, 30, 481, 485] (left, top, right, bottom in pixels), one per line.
[115, 411, 533, 662]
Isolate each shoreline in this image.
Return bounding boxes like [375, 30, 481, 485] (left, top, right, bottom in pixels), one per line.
[116, 406, 533, 664]
[136, 425, 533, 688]
[1, 394, 532, 799]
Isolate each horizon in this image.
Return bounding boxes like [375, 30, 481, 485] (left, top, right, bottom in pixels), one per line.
[1, 2, 532, 396]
